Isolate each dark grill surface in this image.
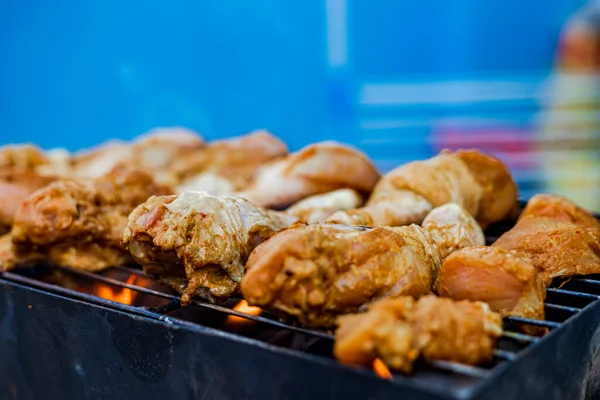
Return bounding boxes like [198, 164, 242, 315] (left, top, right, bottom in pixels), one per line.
[1, 206, 600, 400]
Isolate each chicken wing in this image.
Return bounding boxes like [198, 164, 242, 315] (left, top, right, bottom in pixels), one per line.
[122, 191, 299, 304]
[285, 189, 364, 223]
[175, 130, 288, 195]
[237, 141, 380, 208]
[492, 194, 600, 286]
[334, 295, 503, 373]
[240, 203, 484, 327]
[0, 163, 172, 272]
[327, 149, 517, 228]
[439, 246, 545, 324]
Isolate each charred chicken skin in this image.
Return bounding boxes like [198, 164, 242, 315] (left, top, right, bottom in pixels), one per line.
[240, 203, 484, 327]
[327, 149, 517, 228]
[0, 163, 172, 272]
[122, 191, 299, 304]
[237, 141, 380, 208]
[334, 296, 503, 373]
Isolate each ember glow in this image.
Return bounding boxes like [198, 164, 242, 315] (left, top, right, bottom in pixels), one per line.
[94, 275, 138, 305]
[225, 300, 262, 325]
[373, 358, 393, 380]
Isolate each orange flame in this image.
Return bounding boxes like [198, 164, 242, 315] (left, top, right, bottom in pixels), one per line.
[373, 358, 393, 380]
[95, 275, 138, 305]
[225, 300, 262, 325]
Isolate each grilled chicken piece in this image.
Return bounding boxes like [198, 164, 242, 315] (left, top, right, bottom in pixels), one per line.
[439, 246, 546, 324]
[285, 189, 364, 223]
[334, 295, 502, 373]
[72, 140, 134, 179]
[38, 148, 72, 177]
[122, 191, 299, 304]
[518, 193, 600, 233]
[240, 203, 484, 327]
[131, 126, 206, 170]
[237, 141, 380, 208]
[0, 163, 172, 272]
[0, 144, 71, 233]
[492, 194, 600, 286]
[0, 234, 44, 272]
[72, 127, 205, 184]
[0, 173, 56, 235]
[175, 130, 288, 195]
[327, 149, 517, 228]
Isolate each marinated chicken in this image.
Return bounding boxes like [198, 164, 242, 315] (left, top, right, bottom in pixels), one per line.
[0, 163, 172, 272]
[71, 140, 133, 179]
[517, 193, 600, 233]
[122, 191, 299, 304]
[285, 189, 364, 223]
[327, 149, 517, 228]
[240, 203, 484, 327]
[130, 126, 206, 171]
[334, 295, 503, 373]
[0, 144, 71, 233]
[72, 127, 205, 184]
[237, 141, 380, 208]
[175, 130, 288, 195]
[439, 246, 545, 324]
[492, 194, 600, 286]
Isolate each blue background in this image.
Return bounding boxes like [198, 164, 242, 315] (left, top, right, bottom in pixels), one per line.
[0, 0, 587, 152]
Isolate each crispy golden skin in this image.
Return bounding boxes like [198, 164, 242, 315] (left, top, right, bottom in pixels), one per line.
[327, 149, 517, 228]
[0, 163, 172, 272]
[334, 296, 502, 373]
[493, 194, 600, 286]
[237, 141, 380, 208]
[241, 203, 484, 327]
[439, 246, 545, 324]
[122, 191, 299, 304]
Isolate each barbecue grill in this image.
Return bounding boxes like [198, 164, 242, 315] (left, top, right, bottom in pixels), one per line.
[1, 204, 600, 400]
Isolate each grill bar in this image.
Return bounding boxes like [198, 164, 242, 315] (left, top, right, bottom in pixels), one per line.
[500, 331, 538, 343]
[573, 278, 600, 285]
[544, 303, 581, 313]
[504, 316, 561, 329]
[428, 361, 490, 378]
[546, 288, 600, 299]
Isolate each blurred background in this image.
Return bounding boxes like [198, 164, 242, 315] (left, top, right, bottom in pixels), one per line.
[1, 0, 599, 211]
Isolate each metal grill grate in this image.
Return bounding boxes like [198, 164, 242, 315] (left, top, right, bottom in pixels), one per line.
[2, 258, 600, 382]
